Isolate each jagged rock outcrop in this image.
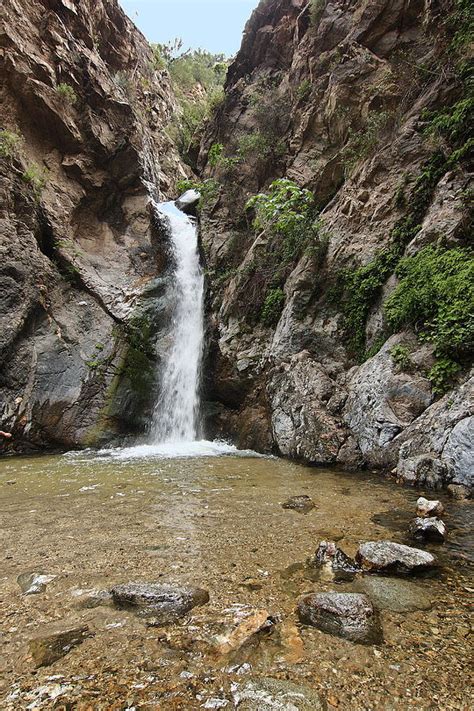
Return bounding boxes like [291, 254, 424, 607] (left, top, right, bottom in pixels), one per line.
[0, 0, 185, 449]
[199, 0, 473, 490]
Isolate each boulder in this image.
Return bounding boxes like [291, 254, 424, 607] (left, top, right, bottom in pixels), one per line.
[110, 582, 209, 624]
[29, 626, 90, 667]
[310, 540, 360, 581]
[447, 484, 471, 500]
[233, 677, 325, 710]
[354, 576, 432, 612]
[215, 608, 275, 655]
[297, 592, 383, 645]
[396, 454, 449, 489]
[175, 189, 200, 214]
[282, 494, 315, 513]
[416, 496, 444, 517]
[410, 517, 446, 543]
[356, 541, 437, 575]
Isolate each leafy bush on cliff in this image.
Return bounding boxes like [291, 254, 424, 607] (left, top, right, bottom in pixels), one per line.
[384, 246, 474, 358]
[261, 287, 285, 326]
[0, 130, 22, 158]
[56, 83, 77, 105]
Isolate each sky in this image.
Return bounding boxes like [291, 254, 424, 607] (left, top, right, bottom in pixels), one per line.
[119, 0, 260, 56]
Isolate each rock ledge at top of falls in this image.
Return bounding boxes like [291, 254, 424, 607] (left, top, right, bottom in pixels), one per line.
[297, 592, 383, 645]
[356, 541, 437, 575]
[111, 582, 210, 624]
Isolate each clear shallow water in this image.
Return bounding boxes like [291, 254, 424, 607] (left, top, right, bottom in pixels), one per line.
[0, 451, 472, 709]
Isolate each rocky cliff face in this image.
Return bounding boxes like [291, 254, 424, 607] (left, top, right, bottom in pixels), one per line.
[198, 0, 473, 489]
[0, 0, 186, 450]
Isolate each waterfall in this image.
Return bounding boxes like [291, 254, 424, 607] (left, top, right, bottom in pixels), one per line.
[150, 198, 204, 443]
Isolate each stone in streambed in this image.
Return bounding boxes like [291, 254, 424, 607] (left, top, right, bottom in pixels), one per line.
[216, 608, 275, 655]
[233, 677, 325, 710]
[410, 517, 446, 543]
[354, 577, 432, 612]
[175, 189, 200, 214]
[282, 494, 315, 513]
[447, 484, 471, 500]
[356, 541, 437, 575]
[110, 582, 209, 624]
[29, 626, 90, 667]
[416, 496, 444, 517]
[17, 572, 56, 595]
[297, 592, 383, 645]
[310, 540, 360, 581]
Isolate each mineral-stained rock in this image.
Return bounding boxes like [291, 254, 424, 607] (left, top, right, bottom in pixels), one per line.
[216, 609, 275, 655]
[354, 577, 432, 612]
[17, 572, 56, 595]
[410, 517, 446, 543]
[297, 592, 383, 645]
[110, 582, 209, 624]
[282, 494, 315, 513]
[356, 541, 437, 575]
[416, 497, 444, 517]
[233, 677, 325, 711]
[447, 484, 471, 500]
[29, 626, 90, 667]
[310, 540, 360, 581]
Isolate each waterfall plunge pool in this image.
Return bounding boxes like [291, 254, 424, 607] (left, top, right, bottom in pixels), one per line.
[0, 450, 472, 709]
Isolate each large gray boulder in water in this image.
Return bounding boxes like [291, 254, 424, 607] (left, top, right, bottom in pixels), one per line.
[233, 677, 325, 710]
[111, 582, 209, 624]
[297, 592, 383, 645]
[356, 541, 437, 575]
[410, 517, 446, 543]
[175, 189, 200, 214]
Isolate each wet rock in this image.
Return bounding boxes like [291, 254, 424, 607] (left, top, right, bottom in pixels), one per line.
[216, 609, 275, 655]
[17, 572, 56, 595]
[410, 517, 446, 543]
[233, 677, 325, 710]
[176, 189, 200, 214]
[72, 588, 112, 609]
[354, 577, 432, 612]
[416, 497, 444, 517]
[297, 592, 382, 645]
[396, 454, 449, 489]
[110, 582, 209, 624]
[240, 577, 263, 591]
[29, 626, 90, 667]
[282, 494, 315, 513]
[447, 484, 471, 500]
[356, 541, 437, 575]
[310, 540, 360, 581]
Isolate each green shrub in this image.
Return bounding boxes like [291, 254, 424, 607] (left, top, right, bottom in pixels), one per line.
[339, 152, 449, 358]
[208, 143, 224, 167]
[384, 246, 474, 359]
[56, 83, 77, 104]
[297, 79, 311, 101]
[0, 129, 22, 158]
[390, 344, 412, 370]
[309, 0, 325, 26]
[427, 358, 461, 395]
[261, 287, 285, 326]
[150, 44, 167, 71]
[22, 163, 47, 198]
[246, 178, 315, 234]
[342, 110, 394, 175]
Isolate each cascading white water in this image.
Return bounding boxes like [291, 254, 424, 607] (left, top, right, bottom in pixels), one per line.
[150, 198, 204, 443]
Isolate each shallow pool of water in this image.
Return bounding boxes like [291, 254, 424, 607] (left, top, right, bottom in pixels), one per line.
[0, 450, 472, 709]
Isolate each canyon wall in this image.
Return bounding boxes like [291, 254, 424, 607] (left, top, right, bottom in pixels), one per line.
[198, 0, 473, 489]
[0, 0, 185, 449]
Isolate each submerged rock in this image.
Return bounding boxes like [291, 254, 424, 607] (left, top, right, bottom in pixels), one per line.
[216, 608, 275, 655]
[354, 577, 432, 612]
[416, 497, 444, 517]
[72, 588, 112, 609]
[233, 677, 325, 710]
[110, 582, 209, 624]
[282, 494, 315, 513]
[297, 592, 383, 645]
[310, 540, 360, 581]
[356, 541, 437, 575]
[410, 517, 446, 543]
[447, 484, 471, 500]
[17, 572, 56, 595]
[29, 626, 90, 667]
